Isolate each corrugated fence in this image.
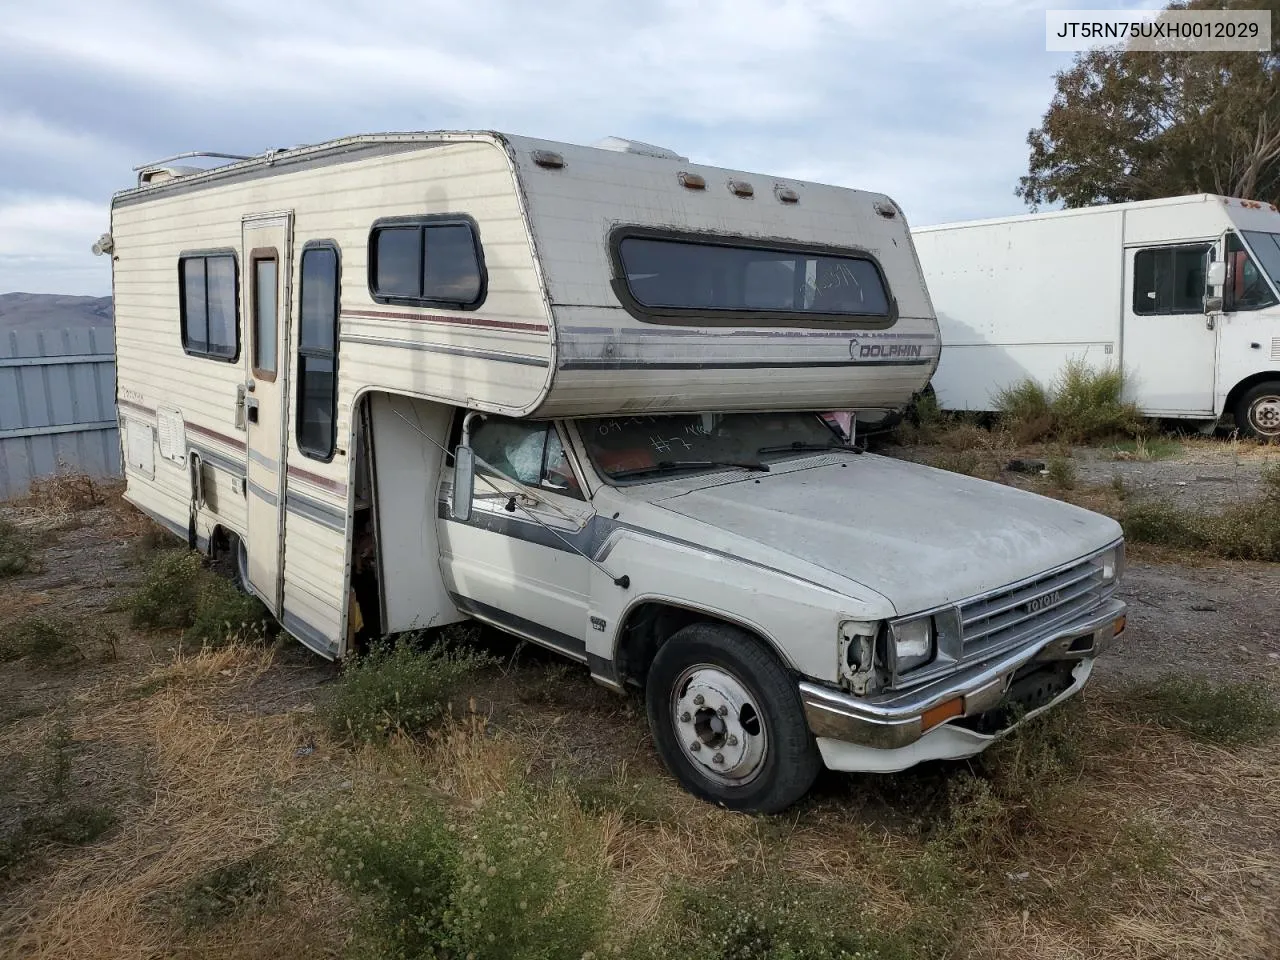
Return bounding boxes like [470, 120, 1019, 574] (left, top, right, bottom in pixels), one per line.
[0, 327, 120, 501]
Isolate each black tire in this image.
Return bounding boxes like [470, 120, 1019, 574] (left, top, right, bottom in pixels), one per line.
[1235, 381, 1280, 441]
[645, 622, 820, 813]
[228, 532, 251, 592]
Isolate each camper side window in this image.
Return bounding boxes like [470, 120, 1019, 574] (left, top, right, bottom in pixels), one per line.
[297, 244, 340, 460]
[368, 217, 485, 309]
[1132, 244, 1211, 316]
[179, 252, 239, 360]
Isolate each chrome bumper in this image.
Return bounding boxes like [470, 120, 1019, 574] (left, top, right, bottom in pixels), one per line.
[799, 599, 1127, 750]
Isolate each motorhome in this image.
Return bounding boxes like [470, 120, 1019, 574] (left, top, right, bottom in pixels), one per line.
[913, 195, 1280, 438]
[105, 131, 1127, 812]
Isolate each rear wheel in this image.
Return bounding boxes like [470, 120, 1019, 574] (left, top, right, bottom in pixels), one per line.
[226, 532, 251, 592]
[1235, 381, 1280, 440]
[645, 622, 820, 813]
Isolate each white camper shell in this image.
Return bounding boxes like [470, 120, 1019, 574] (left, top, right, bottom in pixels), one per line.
[109, 131, 1126, 812]
[914, 195, 1280, 437]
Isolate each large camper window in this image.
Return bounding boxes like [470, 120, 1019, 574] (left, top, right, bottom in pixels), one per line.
[179, 253, 238, 360]
[297, 244, 340, 460]
[1132, 244, 1211, 315]
[611, 232, 891, 326]
[368, 218, 485, 308]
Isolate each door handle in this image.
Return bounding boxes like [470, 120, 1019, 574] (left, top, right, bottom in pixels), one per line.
[245, 397, 260, 424]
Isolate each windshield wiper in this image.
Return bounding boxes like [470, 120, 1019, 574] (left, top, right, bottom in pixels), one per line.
[610, 459, 771, 479]
[756, 441, 858, 455]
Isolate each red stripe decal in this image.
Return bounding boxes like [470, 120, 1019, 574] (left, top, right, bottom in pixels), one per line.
[344, 308, 547, 334]
[186, 421, 248, 451]
[287, 465, 348, 496]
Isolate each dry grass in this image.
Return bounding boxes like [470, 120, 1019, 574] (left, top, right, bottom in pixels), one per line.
[23, 472, 105, 521]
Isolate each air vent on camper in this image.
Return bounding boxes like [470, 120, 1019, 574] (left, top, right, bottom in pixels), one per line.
[132, 150, 253, 186]
[593, 136, 688, 161]
[678, 172, 706, 190]
[775, 185, 800, 204]
[532, 149, 565, 169]
[728, 179, 754, 198]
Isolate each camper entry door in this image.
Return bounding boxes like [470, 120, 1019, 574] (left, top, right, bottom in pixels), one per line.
[241, 212, 295, 614]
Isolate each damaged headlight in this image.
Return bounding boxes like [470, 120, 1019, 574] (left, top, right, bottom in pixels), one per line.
[1093, 541, 1125, 584]
[889, 616, 935, 674]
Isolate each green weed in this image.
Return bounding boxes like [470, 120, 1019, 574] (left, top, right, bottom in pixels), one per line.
[0, 614, 118, 668]
[319, 635, 496, 742]
[1132, 676, 1280, 746]
[996, 359, 1145, 444]
[0, 519, 37, 577]
[125, 549, 269, 645]
[172, 849, 279, 929]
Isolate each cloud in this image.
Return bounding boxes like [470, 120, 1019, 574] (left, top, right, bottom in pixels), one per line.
[1, 0, 1142, 295]
[0, 194, 111, 295]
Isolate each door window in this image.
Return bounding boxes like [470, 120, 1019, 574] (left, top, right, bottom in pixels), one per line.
[1132, 244, 1211, 315]
[470, 418, 583, 499]
[296, 244, 340, 460]
[1227, 232, 1280, 311]
[251, 255, 278, 380]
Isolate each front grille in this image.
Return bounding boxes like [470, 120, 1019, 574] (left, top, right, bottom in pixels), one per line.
[959, 555, 1111, 658]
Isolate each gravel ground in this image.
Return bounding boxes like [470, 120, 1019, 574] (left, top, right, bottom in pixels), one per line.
[1072, 441, 1279, 512]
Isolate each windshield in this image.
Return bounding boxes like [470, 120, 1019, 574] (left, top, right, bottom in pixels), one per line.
[1241, 231, 1280, 289]
[578, 412, 846, 483]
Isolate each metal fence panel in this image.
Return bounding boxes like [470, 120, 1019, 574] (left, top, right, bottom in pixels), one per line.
[0, 327, 119, 500]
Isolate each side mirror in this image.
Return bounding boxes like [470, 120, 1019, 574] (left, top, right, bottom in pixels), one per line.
[1206, 261, 1226, 288]
[450, 445, 475, 522]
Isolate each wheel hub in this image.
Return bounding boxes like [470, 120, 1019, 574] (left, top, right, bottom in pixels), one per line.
[1251, 395, 1280, 435]
[672, 665, 767, 784]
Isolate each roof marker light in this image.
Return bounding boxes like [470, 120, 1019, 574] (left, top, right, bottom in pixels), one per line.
[775, 185, 799, 204]
[532, 150, 565, 169]
[728, 179, 754, 198]
[874, 200, 897, 218]
[678, 172, 706, 190]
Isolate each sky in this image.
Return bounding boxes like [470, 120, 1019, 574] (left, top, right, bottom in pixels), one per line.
[0, 0, 1159, 296]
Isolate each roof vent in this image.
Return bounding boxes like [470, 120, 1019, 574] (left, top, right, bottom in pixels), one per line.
[593, 136, 687, 161]
[137, 165, 205, 185]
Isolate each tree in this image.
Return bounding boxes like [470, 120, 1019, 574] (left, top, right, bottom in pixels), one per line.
[1018, 0, 1280, 209]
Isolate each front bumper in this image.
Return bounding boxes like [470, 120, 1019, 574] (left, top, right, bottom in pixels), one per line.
[798, 599, 1127, 758]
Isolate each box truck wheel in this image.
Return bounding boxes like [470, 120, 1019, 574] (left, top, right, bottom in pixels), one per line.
[1235, 382, 1280, 440]
[646, 622, 819, 813]
[227, 532, 250, 592]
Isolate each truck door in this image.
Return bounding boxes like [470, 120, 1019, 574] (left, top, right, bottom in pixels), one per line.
[1122, 241, 1217, 416]
[240, 212, 293, 613]
[441, 418, 594, 662]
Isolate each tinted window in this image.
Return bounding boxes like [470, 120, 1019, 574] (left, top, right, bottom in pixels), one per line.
[616, 236, 890, 319]
[1132, 244, 1210, 315]
[179, 253, 238, 360]
[374, 227, 420, 298]
[297, 245, 340, 460]
[369, 220, 484, 306]
[252, 257, 278, 377]
[1231, 232, 1280, 310]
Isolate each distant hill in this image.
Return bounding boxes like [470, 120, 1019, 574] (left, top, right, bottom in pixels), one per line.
[0, 293, 113, 332]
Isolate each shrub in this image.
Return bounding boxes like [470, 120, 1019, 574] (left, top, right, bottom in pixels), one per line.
[995, 359, 1144, 444]
[126, 549, 270, 645]
[172, 849, 279, 929]
[1132, 676, 1280, 746]
[320, 636, 496, 742]
[26, 472, 103, 515]
[0, 519, 37, 578]
[1046, 455, 1077, 490]
[126, 550, 205, 630]
[304, 789, 606, 960]
[1123, 470, 1280, 561]
[0, 614, 118, 668]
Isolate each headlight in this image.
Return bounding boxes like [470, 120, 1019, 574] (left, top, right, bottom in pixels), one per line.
[1095, 542, 1125, 583]
[890, 616, 934, 673]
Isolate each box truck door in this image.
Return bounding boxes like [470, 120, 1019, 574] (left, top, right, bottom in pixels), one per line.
[240, 212, 294, 613]
[1123, 242, 1217, 416]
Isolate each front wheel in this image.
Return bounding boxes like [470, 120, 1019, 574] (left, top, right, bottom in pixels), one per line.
[1235, 382, 1280, 441]
[645, 622, 820, 813]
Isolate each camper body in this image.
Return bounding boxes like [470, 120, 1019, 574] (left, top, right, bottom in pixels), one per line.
[109, 132, 1126, 811]
[913, 195, 1280, 437]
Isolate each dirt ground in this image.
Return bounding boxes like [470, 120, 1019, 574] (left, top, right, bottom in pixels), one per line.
[1, 452, 1278, 960]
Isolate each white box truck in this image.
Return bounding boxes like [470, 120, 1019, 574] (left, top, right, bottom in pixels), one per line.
[914, 195, 1280, 438]
[103, 131, 1127, 811]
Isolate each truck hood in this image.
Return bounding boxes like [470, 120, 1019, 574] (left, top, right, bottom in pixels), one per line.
[648, 454, 1122, 615]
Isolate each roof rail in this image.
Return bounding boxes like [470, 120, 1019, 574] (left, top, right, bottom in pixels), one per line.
[132, 150, 253, 172]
